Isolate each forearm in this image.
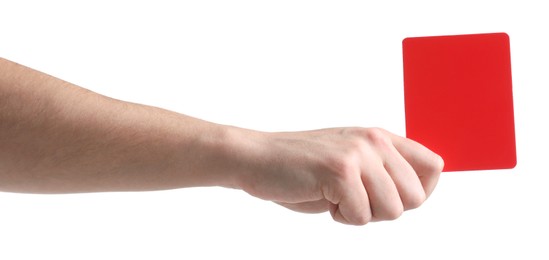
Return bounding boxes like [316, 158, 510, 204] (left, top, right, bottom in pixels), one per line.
[0, 57, 443, 225]
[0, 57, 253, 193]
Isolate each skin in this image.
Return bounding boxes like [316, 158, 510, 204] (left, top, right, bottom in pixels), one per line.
[0, 57, 443, 225]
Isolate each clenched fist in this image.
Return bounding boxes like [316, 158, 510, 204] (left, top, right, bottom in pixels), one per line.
[235, 127, 444, 225]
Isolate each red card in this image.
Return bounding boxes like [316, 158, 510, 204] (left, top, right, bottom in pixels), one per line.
[403, 33, 516, 172]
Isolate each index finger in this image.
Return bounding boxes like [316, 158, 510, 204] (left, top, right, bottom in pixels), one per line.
[382, 129, 444, 198]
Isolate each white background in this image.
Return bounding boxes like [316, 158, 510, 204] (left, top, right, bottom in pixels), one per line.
[1, 1, 548, 259]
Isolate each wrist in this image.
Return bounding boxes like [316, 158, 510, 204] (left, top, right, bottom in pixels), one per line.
[205, 124, 267, 190]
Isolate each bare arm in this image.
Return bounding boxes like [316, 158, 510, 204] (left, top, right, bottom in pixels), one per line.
[0, 57, 246, 192]
[0, 57, 443, 225]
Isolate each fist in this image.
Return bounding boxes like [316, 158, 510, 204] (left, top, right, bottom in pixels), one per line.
[238, 127, 444, 225]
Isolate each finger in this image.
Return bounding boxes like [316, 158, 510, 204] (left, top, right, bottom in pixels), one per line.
[327, 172, 372, 225]
[384, 130, 444, 198]
[382, 145, 426, 210]
[361, 160, 403, 221]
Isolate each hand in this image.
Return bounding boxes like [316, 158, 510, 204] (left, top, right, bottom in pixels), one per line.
[237, 127, 444, 225]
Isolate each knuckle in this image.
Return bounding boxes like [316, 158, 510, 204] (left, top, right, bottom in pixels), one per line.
[375, 202, 404, 221]
[434, 155, 445, 172]
[403, 191, 426, 210]
[364, 128, 392, 150]
[331, 203, 372, 226]
[386, 205, 404, 220]
[327, 155, 357, 180]
[426, 154, 445, 175]
[353, 213, 372, 226]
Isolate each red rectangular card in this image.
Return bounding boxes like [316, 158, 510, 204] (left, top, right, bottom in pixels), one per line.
[402, 33, 516, 172]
